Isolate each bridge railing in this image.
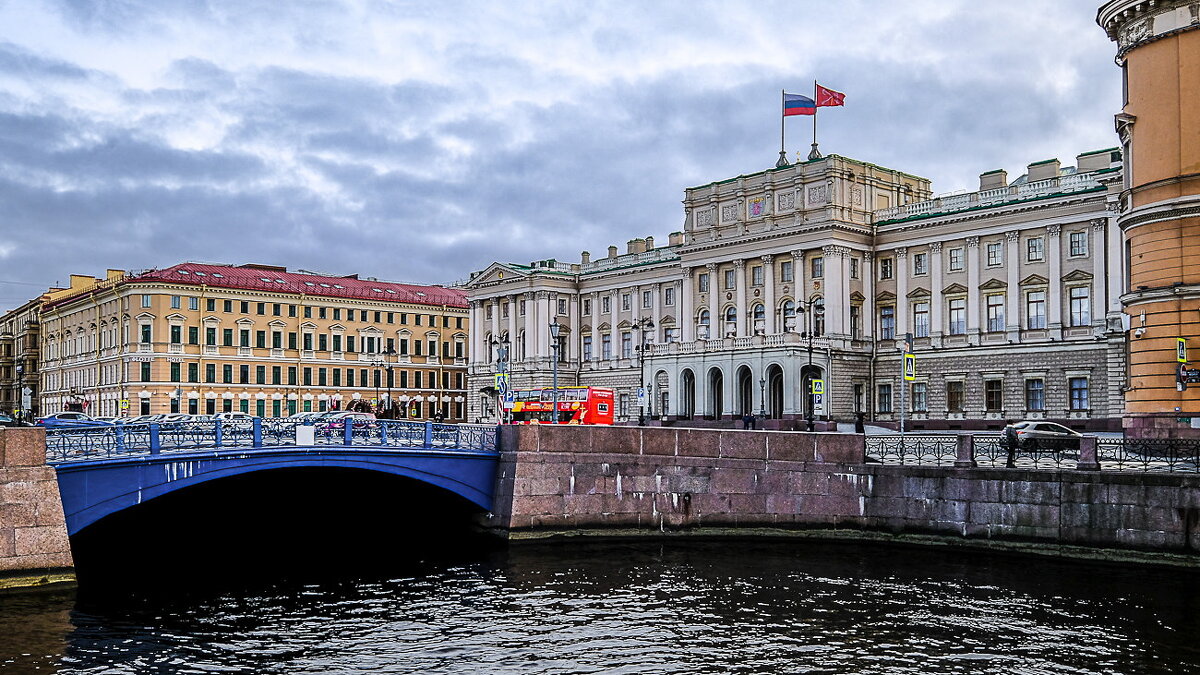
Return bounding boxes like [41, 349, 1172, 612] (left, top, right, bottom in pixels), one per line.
[45, 419, 499, 463]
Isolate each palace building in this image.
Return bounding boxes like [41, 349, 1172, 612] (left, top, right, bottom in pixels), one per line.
[36, 263, 469, 420]
[466, 149, 1127, 430]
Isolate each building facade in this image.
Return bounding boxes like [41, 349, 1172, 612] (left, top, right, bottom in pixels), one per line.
[466, 151, 1127, 430]
[0, 296, 47, 421]
[1099, 0, 1200, 437]
[37, 263, 470, 420]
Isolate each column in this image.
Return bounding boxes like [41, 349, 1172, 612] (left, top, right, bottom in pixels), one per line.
[1103, 215, 1122, 316]
[1092, 218, 1110, 327]
[609, 289, 619, 363]
[895, 248, 909, 337]
[704, 263, 717, 338]
[471, 302, 484, 364]
[761, 255, 776, 334]
[489, 298, 500, 347]
[863, 253, 875, 339]
[1005, 231, 1021, 337]
[506, 295, 517, 350]
[540, 291, 553, 357]
[525, 291, 538, 360]
[589, 291, 601, 361]
[568, 292, 580, 362]
[1047, 224, 1063, 334]
[650, 283, 661, 339]
[681, 269, 695, 342]
[823, 247, 845, 336]
[734, 260, 747, 336]
[966, 237, 980, 342]
[840, 249, 851, 338]
[631, 285, 642, 328]
[930, 242, 944, 344]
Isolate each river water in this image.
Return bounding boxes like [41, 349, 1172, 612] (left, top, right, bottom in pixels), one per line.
[2, 539, 1199, 674]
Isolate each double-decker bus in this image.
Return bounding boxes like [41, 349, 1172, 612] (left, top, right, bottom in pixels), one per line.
[507, 387, 614, 425]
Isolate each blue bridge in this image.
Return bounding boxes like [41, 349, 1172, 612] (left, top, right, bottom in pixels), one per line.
[45, 420, 500, 536]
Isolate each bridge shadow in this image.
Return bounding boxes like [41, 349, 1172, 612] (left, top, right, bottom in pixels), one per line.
[71, 467, 499, 591]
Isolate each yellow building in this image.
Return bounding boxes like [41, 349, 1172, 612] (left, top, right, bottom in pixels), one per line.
[38, 263, 469, 420]
[1099, 0, 1200, 437]
[0, 294, 50, 421]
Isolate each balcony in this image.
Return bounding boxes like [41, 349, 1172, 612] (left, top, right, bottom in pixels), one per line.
[138, 343, 153, 353]
[302, 350, 315, 360]
[271, 348, 284, 358]
[203, 345, 218, 356]
[332, 351, 344, 360]
[238, 346, 252, 357]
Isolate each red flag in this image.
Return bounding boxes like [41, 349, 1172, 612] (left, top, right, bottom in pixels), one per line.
[816, 84, 845, 107]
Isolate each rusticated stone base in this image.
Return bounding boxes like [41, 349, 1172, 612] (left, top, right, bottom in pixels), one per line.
[0, 428, 74, 589]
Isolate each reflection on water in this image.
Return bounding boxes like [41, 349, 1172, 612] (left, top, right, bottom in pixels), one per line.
[3, 540, 1200, 674]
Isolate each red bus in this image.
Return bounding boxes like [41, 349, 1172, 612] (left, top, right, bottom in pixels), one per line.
[508, 387, 614, 425]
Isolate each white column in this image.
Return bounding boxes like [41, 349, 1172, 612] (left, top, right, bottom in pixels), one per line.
[489, 299, 500, 346]
[471, 302, 484, 364]
[507, 295, 517, 350]
[568, 293, 580, 362]
[1103, 215, 1122, 316]
[840, 250, 852, 338]
[895, 248, 909, 337]
[589, 292, 601, 361]
[734, 261, 747, 336]
[681, 269, 695, 342]
[1047, 224, 1063, 333]
[966, 237, 980, 342]
[650, 283, 661, 340]
[1005, 231, 1021, 336]
[863, 253, 875, 339]
[822, 246, 842, 336]
[930, 242, 944, 343]
[609, 289, 619, 363]
[761, 255, 776, 334]
[1092, 218, 1109, 327]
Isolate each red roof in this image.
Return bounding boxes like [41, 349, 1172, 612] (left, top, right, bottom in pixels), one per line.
[123, 263, 467, 308]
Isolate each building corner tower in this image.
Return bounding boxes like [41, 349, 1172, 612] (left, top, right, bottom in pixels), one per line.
[1099, 0, 1200, 438]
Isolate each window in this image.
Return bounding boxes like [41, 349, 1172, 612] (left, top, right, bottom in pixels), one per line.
[879, 258, 894, 280]
[140, 362, 151, 382]
[986, 294, 1005, 332]
[985, 379, 1003, 412]
[171, 295, 181, 309]
[272, 332, 282, 349]
[224, 300, 232, 313]
[877, 384, 892, 413]
[258, 302, 266, 315]
[698, 273, 710, 293]
[752, 265, 764, 286]
[849, 258, 859, 279]
[698, 309, 711, 338]
[272, 303, 281, 316]
[272, 366, 282, 385]
[170, 325, 182, 344]
[724, 307, 737, 336]
[205, 327, 216, 345]
[485, 304, 493, 320]
[948, 298, 966, 335]
[1069, 377, 1089, 410]
[141, 325, 152, 343]
[1070, 231, 1088, 256]
[601, 296, 610, 314]
[879, 306, 895, 340]
[241, 301, 250, 314]
[642, 290, 652, 308]
[187, 326, 198, 345]
[913, 252, 928, 275]
[256, 366, 266, 384]
[987, 242, 1003, 266]
[1026, 237, 1044, 262]
[582, 298, 591, 316]
[142, 295, 152, 308]
[724, 269, 736, 289]
[946, 381, 964, 412]
[559, 298, 568, 315]
[664, 287, 675, 306]
[188, 363, 199, 383]
[622, 294, 631, 311]
[753, 304, 766, 332]
[621, 332, 632, 358]
[1070, 287, 1090, 327]
[318, 334, 327, 351]
[583, 336, 593, 361]
[664, 327, 680, 342]
[811, 257, 824, 279]
[912, 382, 927, 412]
[849, 305, 861, 339]
[318, 368, 327, 386]
[223, 364, 233, 383]
[1025, 379, 1045, 411]
[948, 247, 963, 272]
[170, 362, 181, 382]
[812, 299, 825, 336]
[913, 301, 930, 338]
[189, 297, 199, 311]
[256, 331, 266, 349]
[1026, 291, 1047, 329]
[782, 301, 796, 332]
[781, 260, 794, 283]
[602, 333, 612, 359]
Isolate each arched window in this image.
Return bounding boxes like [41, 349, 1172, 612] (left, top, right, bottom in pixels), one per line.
[813, 298, 825, 337]
[752, 304, 765, 334]
[724, 307, 737, 337]
[697, 309, 711, 339]
[782, 300, 796, 332]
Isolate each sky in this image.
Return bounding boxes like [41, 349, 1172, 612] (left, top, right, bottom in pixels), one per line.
[0, 0, 1122, 313]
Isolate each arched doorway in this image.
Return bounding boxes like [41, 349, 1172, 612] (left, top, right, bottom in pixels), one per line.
[654, 370, 669, 420]
[680, 369, 696, 419]
[736, 366, 754, 416]
[707, 367, 724, 419]
[767, 364, 784, 419]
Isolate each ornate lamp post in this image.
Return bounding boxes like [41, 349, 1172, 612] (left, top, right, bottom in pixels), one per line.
[759, 376, 767, 418]
[548, 323, 561, 424]
[796, 299, 820, 432]
[632, 317, 655, 425]
[491, 334, 511, 424]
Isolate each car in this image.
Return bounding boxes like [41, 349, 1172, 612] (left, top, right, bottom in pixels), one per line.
[213, 412, 258, 421]
[318, 411, 377, 431]
[91, 416, 123, 424]
[1000, 421, 1083, 451]
[35, 412, 111, 428]
[0, 412, 26, 427]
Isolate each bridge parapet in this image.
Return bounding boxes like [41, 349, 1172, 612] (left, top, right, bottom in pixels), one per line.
[45, 419, 497, 463]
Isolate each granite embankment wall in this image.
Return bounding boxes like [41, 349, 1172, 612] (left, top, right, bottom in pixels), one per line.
[489, 426, 1200, 556]
[0, 428, 74, 589]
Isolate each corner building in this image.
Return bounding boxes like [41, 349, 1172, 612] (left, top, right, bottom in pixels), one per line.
[0, 295, 47, 420]
[38, 264, 469, 420]
[467, 152, 1127, 429]
[1099, 0, 1200, 437]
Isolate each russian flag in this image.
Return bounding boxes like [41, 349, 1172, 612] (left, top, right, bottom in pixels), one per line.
[783, 92, 816, 116]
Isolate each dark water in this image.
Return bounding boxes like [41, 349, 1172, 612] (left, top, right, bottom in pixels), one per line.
[3, 539, 1200, 674]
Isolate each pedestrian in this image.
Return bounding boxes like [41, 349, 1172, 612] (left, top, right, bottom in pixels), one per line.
[1003, 420, 1018, 468]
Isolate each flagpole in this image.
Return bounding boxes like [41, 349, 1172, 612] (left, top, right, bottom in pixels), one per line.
[808, 79, 821, 160]
[776, 89, 789, 167]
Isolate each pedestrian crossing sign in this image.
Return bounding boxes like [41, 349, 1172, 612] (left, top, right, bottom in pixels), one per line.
[904, 353, 916, 381]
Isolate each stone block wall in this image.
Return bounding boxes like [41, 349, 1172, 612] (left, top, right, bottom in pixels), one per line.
[0, 428, 74, 587]
[491, 426, 1200, 555]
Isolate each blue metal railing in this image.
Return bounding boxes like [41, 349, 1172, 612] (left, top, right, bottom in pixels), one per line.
[45, 419, 499, 463]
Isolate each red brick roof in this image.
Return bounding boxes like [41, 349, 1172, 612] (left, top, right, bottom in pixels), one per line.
[124, 263, 467, 308]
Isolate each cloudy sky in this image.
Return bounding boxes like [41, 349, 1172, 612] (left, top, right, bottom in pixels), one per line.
[0, 0, 1121, 313]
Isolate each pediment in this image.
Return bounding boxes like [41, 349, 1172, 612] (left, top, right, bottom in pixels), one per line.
[1061, 269, 1094, 282]
[659, 315, 677, 326]
[942, 283, 968, 295]
[466, 262, 530, 288]
[906, 287, 931, 299]
[1020, 274, 1049, 286]
[202, 315, 221, 324]
[616, 320, 632, 329]
[135, 312, 155, 321]
[328, 323, 346, 332]
[849, 291, 865, 302]
[979, 278, 1007, 290]
[236, 317, 254, 326]
[165, 313, 187, 322]
[875, 291, 897, 302]
[267, 319, 287, 328]
[597, 322, 612, 331]
[300, 321, 317, 330]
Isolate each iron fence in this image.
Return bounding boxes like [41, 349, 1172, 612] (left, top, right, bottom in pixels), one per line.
[1096, 438, 1200, 472]
[865, 434, 959, 467]
[867, 434, 1200, 473]
[45, 419, 500, 463]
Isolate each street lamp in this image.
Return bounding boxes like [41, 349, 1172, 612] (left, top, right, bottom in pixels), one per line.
[491, 334, 511, 424]
[632, 317, 655, 426]
[549, 322, 561, 424]
[367, 348, 397, 418]
[759, 376, 767, 418]
[796, 299, 821, 432]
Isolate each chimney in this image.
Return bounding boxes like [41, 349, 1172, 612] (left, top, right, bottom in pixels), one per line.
[581, 251, 591, 264]
[668, 231, 684, 246]
[1076, 149, 1112, 172]
[979, 170, 1007, 191]
[608, 245, 618, 259]
[1027, 158, 1061, 182]
[627, 238, 647, 254]
[645, 236, 655, 250]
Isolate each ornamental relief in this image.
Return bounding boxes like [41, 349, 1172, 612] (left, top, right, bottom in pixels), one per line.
[747, 195, 769, 218]
[721, 203, 739, 223]
[695, 209, 714, 228]
[850, 185, 863, 207]
[777, 191, 796, 211]
[807, 185, 827, 205]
